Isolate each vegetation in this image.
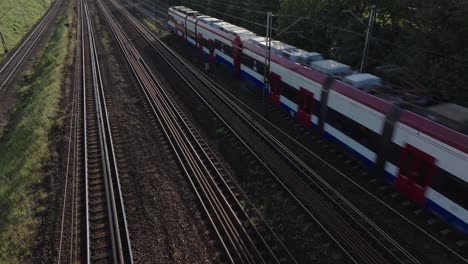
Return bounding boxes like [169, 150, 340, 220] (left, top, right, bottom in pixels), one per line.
[144, 18, 159, 32]
[0, 2, 72, 261]
[165, 0, 468, 106]
[0, 0, 51, 61]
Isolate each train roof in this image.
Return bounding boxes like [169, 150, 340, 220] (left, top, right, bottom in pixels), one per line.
[221, 26, 256, 38]
[419, 103, 468, 134]
[428, 103, 468, 123]
[310, 60, 351, 75]
[281, 48, 323, 66]
[212, 21, 235, 29]
[343, 73, 382, 89]
[246, 37, 295, 55]
[199, 17, 222, 25]
[174, 7, 192, 12]
[184, 10, 201, 17]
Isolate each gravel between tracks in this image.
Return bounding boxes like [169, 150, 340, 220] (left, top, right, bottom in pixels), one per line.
[91, 5, 221, 263]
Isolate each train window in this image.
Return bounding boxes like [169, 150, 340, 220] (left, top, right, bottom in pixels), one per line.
[281, 82, 297, 103]
[198, 36, 208, 47]
[324, 108, 378, 152]
[432, 170, 468, 210]
[255, 59, 265, 74]
[327, 109, 342, 130]
[416, 160, 430, 186]
[215, 40, 222, 50]
[223, 43, 232, 55]
[388, 143, 401, 165]
[401, 151, 414, 176]
[241, 53, 254, 68]
[357, 125, 370, 147]
[187, 30, 195, 39]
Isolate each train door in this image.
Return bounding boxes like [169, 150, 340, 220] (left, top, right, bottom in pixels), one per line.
[232, 38, 241, 78]
[296, 88, 314, 127]
[269, 73, 281, 107]
[394, 144, 436, 205]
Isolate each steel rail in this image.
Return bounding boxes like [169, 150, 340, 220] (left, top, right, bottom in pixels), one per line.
[81, 0, 133, 262]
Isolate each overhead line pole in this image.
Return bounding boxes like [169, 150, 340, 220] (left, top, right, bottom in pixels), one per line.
[360, 0, 377, 72]
[262, 11, 272, 112]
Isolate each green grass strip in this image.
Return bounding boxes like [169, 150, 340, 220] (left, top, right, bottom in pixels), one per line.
[0, 2, 72, 262]
[0, 0, 52, 60]
[144, 18, 159, 33]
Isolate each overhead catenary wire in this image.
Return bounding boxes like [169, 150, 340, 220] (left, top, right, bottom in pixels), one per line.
[186, 0, 270, 15]
[192, 0, 280, 9]
[277, 13, 468, 66]
[292, 32, 468, 93]
[185, 0, 278, 30]
[134, 0, 168, 16]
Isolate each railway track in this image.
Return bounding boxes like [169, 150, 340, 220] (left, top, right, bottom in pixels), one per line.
[105, 1, 429, 263]
[57, 0, 134, 262]
[0, 0, 64, 92]
[98, 1, 296, 263]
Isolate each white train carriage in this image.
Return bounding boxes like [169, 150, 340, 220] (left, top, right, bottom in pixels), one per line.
[241, 38, 327, 127]
[390, 110, 468, 233]
[168, 6, 193, 37]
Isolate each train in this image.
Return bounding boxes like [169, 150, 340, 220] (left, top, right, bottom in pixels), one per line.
[167, 6, 468, 235]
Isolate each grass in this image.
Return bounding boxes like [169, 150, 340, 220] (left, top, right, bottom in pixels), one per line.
[0, 1, 72, 261]
[0, 0, 52, 61]
[144, 18, 159, 33]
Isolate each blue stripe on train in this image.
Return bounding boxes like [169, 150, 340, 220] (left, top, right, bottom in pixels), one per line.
[425, 199, 468, 235]
[240, 69, 264, 89]
[279, 101, 318, 130]
[280, 102, 297, 119]
[385, 172, 397, 184]
[323, 130, 376, 170]
[215, 54, 234, 70]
